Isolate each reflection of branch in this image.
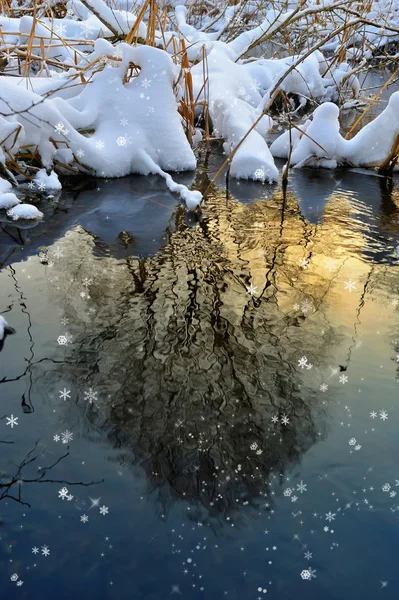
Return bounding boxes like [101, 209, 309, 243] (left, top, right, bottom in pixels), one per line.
[1, 440, 103, 507]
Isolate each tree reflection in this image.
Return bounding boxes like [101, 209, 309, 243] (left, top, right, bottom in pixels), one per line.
[33, 184, 365, 522]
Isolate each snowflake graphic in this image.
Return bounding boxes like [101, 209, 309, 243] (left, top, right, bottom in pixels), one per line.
[10, 574, 18, 582]
[59, 388, 71, 401]
[281, 414, 290, 426]
[253, 168, 265, 180]
[246, 283, 257, 296]
[301, 299, 314, 314]
[301, 570, 311, 580]
[298, 356, 308, 369]
[80, 22, 94, 39]
[96, 140, 105, 151]
[32, 547, 39, 554]
[320, 383, 328, 392]
[380, 409, 388, 421]
[57, 335, 68, 346]
[271, 415, 279, 423]
[41, 545, 50, 557]
[325, 511, 336, 522]
[120, 118, 128, 126]
[84, 388, 98, 404]
[53, 247, 64, 259]
[6, 415, 18, 428]
[55, 121, 67, 134]
[55, 23, 67, 36]
[344, 279, 356, 292]
[76, 149, 85, 158]
[99, 505, 109, 515]
[54, 434, 61, 442]
[348, 438, 357, 445]
[141, 78, 152, 89]
[283, 488, 293, 497]
[61, 430, 73, 444]
[58, 487, 69, 500]
[297, 480, 307, 494]
[339, 374, 348, 384]
[250, 442, 258, 451]
[382, 483, 391, 492]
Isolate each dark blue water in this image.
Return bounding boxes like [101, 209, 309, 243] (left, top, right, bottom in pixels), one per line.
[2, 164, 399, 599]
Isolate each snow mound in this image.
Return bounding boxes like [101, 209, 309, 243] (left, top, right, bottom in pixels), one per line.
[7, 204, 44, 221]
[0, 315, 14, 341]
[0, 177, 12, 194]
[0, 192, 21, 209]
[34, 169, 62, 191]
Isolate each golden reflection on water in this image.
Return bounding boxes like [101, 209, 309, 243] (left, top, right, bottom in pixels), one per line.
[9, 179, 399, 519]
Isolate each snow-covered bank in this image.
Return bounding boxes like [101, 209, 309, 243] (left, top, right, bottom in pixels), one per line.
[1, 0, 399, 210]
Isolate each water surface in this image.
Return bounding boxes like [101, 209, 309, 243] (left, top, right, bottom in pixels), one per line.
[1, 161, 399, 599]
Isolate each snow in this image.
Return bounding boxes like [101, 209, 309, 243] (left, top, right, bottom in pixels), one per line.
[34, 169, 62, 191]
[0, 0, 399, 203]
[0, 315, 14, 341]
[0, 192, 21, 209]
[7, 204, 44, 220]
[0, 178, 12, 194]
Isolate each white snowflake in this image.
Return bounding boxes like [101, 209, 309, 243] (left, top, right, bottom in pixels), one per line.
[6, 415, 18, 428]
[380, 410, 388, 421]
[32, 547, 39, 554]
[55, 121, 67, 134]
[271, 415, 279, 423]
[246, 283, 257, 296]
[84, 388, 98, 404]
[339, 374, 348, 384]
[99, 505, 109, 515]
[141, 78, 152, 89]
[16, 581, 23, 587]
[120, 118, 128, 126]
[41, 544, 50, 557]
[325, 511, 336, 522]
[297, 480, 307, 494]
[55, 23, 67, 36]
[80, 22, 94, 39]
[301, 570, 311, 580]
[320, 383, 328, 392]
[61, 430, 73, 444]
[382, 483, 391, 492]
[96, 140, 105, 151]
[283, 488, 293, 497]
[281, 414, 290, 426]
[301, 299, 314, 314]
[370, 411, 377, 418]
[10, 574, 19, 582]
[348, 438, 357, 445]
[298, 356, 308, 369]
[344, 279, 356, 292]
[57, 335, 68, 346]
[59, 388, 71, 401]
[80, 514, 89, 523]
[58, 487, 69, 500]
[76, 149, 85, 158]
[250, 442, 258, 450]
[116, 136, 127, 147]
[253, 168, 265, 180]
